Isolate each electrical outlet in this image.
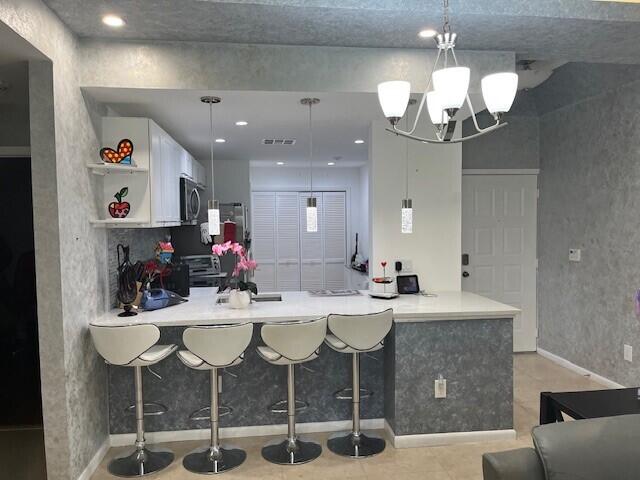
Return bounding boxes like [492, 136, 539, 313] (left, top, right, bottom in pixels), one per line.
[395, 259, 413, 273]
[624, 344, 633, 363]
[435, 376, 447, 399]
[569, 248, 581, 262]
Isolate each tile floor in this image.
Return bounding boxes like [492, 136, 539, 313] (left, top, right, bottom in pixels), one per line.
[92, 353, 606, 480]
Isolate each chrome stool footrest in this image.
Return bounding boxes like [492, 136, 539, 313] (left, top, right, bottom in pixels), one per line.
[125, 401, 168, 416]
[268, 399, 308, 414]
[333, 387, 373, 401]
[189, 404, 233, 421]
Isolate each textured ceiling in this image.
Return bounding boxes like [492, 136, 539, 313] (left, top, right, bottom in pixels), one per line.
[43, 0, 640, 63]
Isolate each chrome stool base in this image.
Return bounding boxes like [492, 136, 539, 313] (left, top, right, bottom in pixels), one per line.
[183, 446, 246, 474]
[327, 431, 386, 458]
[261, 437, 322, 465]
[108, 446, 174, 477]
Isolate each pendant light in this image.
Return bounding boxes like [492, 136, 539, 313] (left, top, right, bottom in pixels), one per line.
[301, 97, 320, 233]
[201, 96, 221, 236]
[402, 99, 416, 234]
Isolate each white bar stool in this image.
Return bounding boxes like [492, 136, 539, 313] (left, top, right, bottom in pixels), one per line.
[176, 323, 254, 474]
[90, 324, 178, 477]
[257, 317, 327, 465]
[324, 309, 393, 458]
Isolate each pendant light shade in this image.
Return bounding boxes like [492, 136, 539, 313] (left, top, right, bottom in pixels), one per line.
[306, 197, 318, 233]
[377, 81, 411, 124]
[401, 199, 413, 234]
[426, 91, 450, 126]
[481, 72, 518, 115]
[208, 200, 220, 236]
[432, 67, 470, 111]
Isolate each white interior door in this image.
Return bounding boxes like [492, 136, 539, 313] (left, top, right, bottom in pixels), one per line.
[462, 174, 538, 352]
[276, 192, 301, 291]
[299, 193, 324, 290]
[251, 192, 277, 292]
[323, 191, 347, 289]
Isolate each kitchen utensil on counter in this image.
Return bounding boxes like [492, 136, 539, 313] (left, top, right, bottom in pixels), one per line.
[116, 244, 138, 317]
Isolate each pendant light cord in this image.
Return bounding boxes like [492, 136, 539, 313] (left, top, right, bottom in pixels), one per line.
[443, 0, 450, 34]
[209, 101, 215, 201]
[405, 112, 410, 199]
[308, 103, 313, 197]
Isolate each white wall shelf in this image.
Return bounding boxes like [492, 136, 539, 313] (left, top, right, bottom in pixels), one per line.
[90, 218, 151, 227]
[87, 163, 149, 175]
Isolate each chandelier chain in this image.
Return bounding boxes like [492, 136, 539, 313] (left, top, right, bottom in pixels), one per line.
[443, 0, 451, 34]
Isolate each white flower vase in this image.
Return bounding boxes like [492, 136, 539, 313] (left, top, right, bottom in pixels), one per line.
[228, 289, 251, 309]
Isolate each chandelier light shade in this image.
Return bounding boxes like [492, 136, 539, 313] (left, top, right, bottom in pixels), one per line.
[432, 67, 470, 111]
[426, 91, 450, 126]
[377, 81, 411, 124]
[481, 72, 519, 116]
[376, 0, 517, 144]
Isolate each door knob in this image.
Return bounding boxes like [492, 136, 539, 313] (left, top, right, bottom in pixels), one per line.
[462, 271, 470, 278]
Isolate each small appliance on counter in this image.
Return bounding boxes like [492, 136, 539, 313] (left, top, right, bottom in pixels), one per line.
[140, 288, 187, 311]
[153, 262, 190, 297]
[181, 254, 227, 288]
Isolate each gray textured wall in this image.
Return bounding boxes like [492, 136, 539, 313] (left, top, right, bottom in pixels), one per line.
[462, 91, 539, 170]
[537, 77, 640, 387]
[0, 62, 30, 147]
[0, 1, 110, 479]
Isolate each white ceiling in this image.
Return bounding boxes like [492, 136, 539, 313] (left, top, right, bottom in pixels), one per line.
[86, 88, 388, 167]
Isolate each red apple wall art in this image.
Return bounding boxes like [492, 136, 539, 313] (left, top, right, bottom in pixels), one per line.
[108, 187, 131, 219]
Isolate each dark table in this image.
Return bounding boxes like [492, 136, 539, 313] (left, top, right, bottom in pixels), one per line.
[540, 388, 640, 424]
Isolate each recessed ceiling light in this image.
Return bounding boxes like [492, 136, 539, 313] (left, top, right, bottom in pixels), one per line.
[327, 162, 335, 166]
[354, 139, 365, 144]
[235, 121, 248, 126]
[215, 138, 226, 143]
[102, 15, 125, 27]
[277, 162, 285, 166]
[418, 28, 437, 39]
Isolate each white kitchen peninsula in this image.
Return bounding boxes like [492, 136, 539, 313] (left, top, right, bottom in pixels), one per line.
[95, 289, 518, 448]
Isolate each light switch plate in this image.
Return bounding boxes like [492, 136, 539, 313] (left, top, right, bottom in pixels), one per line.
[435, 378, 447, 399]
[624, 344, 633, 363]
[569, 248, 581, 262]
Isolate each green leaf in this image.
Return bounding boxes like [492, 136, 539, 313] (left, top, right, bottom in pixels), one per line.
[120, 187, 129, 198]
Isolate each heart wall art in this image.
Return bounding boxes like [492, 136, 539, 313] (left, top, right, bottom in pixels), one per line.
[100, 139, 134, 165]
[108, 187, 131, 219]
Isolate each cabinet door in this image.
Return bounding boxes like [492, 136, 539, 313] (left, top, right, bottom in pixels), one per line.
[160, 136, 181, 225]
[180, 151, 193, 179]
[251, 192, 277, 292]
[276, 192, 300, 291]
[149, 122, 165, 225]
[299, 193, 324, 290]
[323, 192, 347, 289]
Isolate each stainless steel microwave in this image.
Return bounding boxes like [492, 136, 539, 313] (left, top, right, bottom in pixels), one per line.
[180, 177, 201, 225]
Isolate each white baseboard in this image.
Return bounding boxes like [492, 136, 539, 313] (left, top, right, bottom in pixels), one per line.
[537, 348, 625, 389]
[77, 437, 110, 480]
[384, 420, 516, 448]
[110, 418, 384, 448]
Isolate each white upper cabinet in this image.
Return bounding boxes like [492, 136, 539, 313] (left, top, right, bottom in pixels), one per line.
[180, 150, 194, 179]
[96, 117, 187, 228]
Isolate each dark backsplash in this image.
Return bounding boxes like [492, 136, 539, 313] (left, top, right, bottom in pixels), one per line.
[107, 228, 170, 307]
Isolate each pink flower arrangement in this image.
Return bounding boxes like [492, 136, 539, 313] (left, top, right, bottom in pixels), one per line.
[211, 241, 258, 294]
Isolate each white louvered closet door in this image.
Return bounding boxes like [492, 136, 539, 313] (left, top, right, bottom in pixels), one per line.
[251, 192, 277, 292]
[275, 192, 301, 291]
[323, 192, 347, 289]
[299, 193, 324, 290]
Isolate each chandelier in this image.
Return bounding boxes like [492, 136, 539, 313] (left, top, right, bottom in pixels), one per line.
[377, 0, 518, 144]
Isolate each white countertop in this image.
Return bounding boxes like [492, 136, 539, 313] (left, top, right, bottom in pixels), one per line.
[93, 288, 519, 327]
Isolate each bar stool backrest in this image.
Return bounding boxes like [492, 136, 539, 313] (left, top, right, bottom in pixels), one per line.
[327, 309, 393, 351]
[183, 323, 254, 367]
[90, 324, 160, 366]
[261, 317, 327, 362]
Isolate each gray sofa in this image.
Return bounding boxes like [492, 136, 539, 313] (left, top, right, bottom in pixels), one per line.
[483, 414, 640, 480]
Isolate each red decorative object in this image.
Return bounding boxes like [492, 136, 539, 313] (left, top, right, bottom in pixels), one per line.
[108, 187, 130, 218]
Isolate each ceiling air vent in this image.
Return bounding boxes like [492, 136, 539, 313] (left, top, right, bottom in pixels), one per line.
[262, 138, 296, 146]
